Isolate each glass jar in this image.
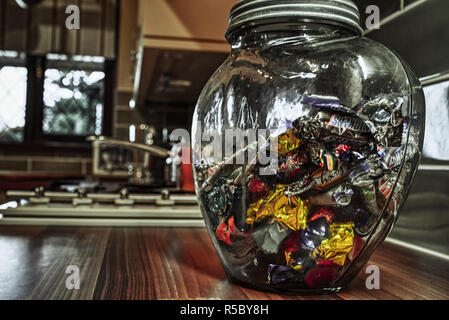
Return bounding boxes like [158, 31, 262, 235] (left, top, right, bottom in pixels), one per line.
[191, 0, 425, 294]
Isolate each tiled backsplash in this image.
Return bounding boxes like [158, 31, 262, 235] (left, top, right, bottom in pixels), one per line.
[0, 155, 91, 176]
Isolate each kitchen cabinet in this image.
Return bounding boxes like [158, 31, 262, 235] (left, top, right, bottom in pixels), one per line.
[116, 0, 139, 92]
[131, 0, 237, 109]
[138, 0, 237, 45]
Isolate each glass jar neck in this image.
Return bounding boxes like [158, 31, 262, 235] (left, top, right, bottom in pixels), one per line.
[227, 22, 359, 50]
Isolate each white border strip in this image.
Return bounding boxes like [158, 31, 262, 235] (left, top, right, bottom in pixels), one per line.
[386, 237, 449, 262]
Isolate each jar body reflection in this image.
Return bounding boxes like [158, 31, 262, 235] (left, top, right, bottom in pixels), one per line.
[192, 23, 425, 294]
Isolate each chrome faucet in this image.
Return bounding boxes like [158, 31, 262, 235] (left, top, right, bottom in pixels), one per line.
[88, 133, 180, 187]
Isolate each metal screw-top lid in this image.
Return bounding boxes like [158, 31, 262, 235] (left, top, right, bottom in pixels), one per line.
[226, 0, 363, 40]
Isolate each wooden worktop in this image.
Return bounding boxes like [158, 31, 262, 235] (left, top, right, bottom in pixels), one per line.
[0, 226, 448, 300]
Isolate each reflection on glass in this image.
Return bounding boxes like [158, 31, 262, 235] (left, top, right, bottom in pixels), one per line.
[423, 80, 449, 160]
[43, 56, 105, 136]
[0, 64, 27, 143]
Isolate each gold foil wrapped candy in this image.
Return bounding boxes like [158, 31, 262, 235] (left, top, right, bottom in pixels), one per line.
[314, 223, 354, 266]
[277, 129, 303, 156]
[285, 251, 303, 271]
[246, 185, 308, 231]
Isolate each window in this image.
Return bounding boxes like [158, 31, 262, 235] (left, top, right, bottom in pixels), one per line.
[0, 0, 118, 148]
[0, 51, 27, 143]
[0, 51, 114, 146]
[43, 54, 106, 136]
[423, 79, 449, 161]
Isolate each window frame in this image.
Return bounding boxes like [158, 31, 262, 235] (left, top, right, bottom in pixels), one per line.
[420, 77, 449, 165]
[0, 53, 116, 153]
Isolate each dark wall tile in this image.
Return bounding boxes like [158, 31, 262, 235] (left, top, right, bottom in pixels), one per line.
[0, 159, 27, 172]
[32, 160, 82, 175]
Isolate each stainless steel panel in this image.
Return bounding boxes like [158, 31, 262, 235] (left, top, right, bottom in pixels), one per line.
[366, 0, 449, 78]
[391, 169, 449, 254]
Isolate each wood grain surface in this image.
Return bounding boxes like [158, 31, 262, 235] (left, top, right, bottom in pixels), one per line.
[0, 226, 448, 300]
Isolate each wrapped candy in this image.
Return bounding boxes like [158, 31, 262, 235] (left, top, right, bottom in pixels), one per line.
[279, 152, 308, 179]
[319, 152, 341, 171]
[336, 144, 351, 155]
[268, 264, 301, 285]
[360, 185, 380, 215]
[285, 250, 316, 271]
[230, 185, 248, 232]
[216, 216, 235, 245]
[354, 208, 378, 236]
[305, 260, 340, 289]
[203, 177, 247, 231]
[322, 132, 370, 147]
[246, 185, 309, 231]
[246, 185, 287, 225]
[302, 95, 355, 114]
[349, 154, 385, 187]
[203, 179, 232, 214]
[378, 174, 394, 199]
[378, 144, 417, 170]
[248, 177, 270, 194]
[331, 184, 354, 206]
[309, 162, 352, 192]
[277, 129, 303, 156]
[248, 177, 271, 203]
[309, 207, 335, 224]
[314, 223, 355, 266]
[283, 231, 300, 250]
[325, 114, 371, 134]
[273, 195, 309, 231]
[372, 108, 391, 123]
[348, 235, 365, 261]
[300, 217, 329, 251]
[251, 219, 291, 254]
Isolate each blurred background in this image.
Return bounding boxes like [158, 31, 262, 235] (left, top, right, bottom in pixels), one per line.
[0, 0, 448, 254]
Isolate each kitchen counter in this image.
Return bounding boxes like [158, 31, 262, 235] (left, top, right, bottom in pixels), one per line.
[0, 226, 448, 300]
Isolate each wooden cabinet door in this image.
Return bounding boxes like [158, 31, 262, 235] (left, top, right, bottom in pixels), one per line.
[139, 0, 239, 42]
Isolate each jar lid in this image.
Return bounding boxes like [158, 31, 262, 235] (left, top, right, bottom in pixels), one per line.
[226, 0, 364, 39]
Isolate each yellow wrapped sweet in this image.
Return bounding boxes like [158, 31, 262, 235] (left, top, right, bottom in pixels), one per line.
[314, 223, 354, 266]
[285, 251, 303, 271]
[277, 129, 303, 156]
[246, 185, 308, 231]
